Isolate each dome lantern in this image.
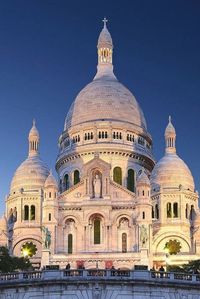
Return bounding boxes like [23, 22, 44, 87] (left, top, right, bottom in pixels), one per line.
[94, 18, 116, 80]
[165, 116, 176, 154]
[28, 119, 40, 157]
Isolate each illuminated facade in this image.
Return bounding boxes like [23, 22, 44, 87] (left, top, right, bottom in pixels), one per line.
[0, 19, 199, 270]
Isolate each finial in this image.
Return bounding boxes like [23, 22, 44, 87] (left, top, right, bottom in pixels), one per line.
[33, 118, 36, 126]
[169, 115, 171, 123]
[102, 17, 108, 28]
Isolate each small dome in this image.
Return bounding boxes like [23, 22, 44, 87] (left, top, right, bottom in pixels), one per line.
[29, 119, 39, 139]
[165, 116, 176, 136]
[151, 153, 194, 191]
[10, 156, 49, 193]
[44, 171, 58, 188]
[137, 171, 150, 186]
[98, 19, 113, 48]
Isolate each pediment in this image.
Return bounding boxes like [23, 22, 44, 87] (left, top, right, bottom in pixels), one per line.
[110, 181, 135, 202]
[59, 181, 85, 201]
[83, 156, 111, 177]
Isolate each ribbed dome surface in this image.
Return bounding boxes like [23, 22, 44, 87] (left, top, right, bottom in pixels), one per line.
[150, 153, 194, 191]
[10, 156, 49, 193]
[64, 78, 147, 130]
[44, 172, 57, 188]
[98, 26, 113, 48]
[137, 171, 150, 185]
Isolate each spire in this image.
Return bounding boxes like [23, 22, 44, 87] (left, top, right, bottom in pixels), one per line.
[165, 116, 176, 154]
[28, 119, 40, 157]
[103, 17, 108, 29]
[94, 18, 116, 80]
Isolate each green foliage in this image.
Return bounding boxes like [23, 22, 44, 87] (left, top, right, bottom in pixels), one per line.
[165, 240, 181, 255]
[168, 260, 200, 274]
[167, 265, 185, 273]
[182, 259, 200, 273]
[0, 246, 32, 273]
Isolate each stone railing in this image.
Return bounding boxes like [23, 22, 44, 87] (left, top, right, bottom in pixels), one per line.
[0, 269, 200, 285]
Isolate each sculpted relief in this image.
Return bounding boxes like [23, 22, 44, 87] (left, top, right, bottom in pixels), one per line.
[92, 171, 102, 198]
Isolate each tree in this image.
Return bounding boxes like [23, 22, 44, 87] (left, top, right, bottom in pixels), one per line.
[0, 246, 32, 273]
[168, 260, 200, 274]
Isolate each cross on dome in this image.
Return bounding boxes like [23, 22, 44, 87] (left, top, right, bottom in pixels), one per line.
[169, 115, 171, 123]
[102, 17, 108, 28]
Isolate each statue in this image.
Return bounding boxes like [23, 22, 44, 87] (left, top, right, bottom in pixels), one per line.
[140, 225, 148, 248]
[93, 174, 101, 198]
[41, 226, 51, 249]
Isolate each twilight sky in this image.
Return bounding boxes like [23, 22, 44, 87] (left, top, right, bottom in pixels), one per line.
[0, 0, 200, 215]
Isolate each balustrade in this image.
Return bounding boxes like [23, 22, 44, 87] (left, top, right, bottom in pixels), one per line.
[0, 270, 200, 284]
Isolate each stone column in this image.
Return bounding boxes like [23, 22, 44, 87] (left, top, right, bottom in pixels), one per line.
[41, 249, 50, 268]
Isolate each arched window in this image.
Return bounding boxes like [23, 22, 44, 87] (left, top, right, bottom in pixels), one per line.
[30, 205, 35, 220]
[127, 169, 135, 192]
[64, 174, 69, 191]
[155, 204, 159, 219]
[24, 205, 29, 220]
[152, 206, 155, 219]
[14, 208, 17, 222]
[142, 190, 145, 196]
[48, 213, 51, 221]
[59, 179, 62, 192]
[49, 192, 51, 198]
[142, 211, 145, 219]
[68, 234, 73, 254]
[190, 205, 195, 220]
[167, 203, 172, 218]
[74, 170, 80, 185]
[122, 233, 127, 253]
[185, 204, 189, 219]
[94, 219, 101, 244]
[8, 208, 13, 223]
[173, 202, 178, 218]
[113, 167, 122, 185]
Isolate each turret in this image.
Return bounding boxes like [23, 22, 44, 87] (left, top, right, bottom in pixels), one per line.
[136, 170, 151, 222]
[28, 119, 40, 157]
[165, 116, 176, 154]
[94, 18, 116, 80]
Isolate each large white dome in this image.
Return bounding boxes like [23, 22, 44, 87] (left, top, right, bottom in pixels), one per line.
[151, 117, 194, 192]
[10, 156, 49, 193]
[150, 153, 194, 191]
[10, 121, 49, 194]
[64, 78, 147, 130]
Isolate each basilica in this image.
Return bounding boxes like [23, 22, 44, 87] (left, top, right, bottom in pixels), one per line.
[0, 20, 200, 270]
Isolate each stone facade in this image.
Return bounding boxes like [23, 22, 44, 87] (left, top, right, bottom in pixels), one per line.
[0, 20, 200, 271]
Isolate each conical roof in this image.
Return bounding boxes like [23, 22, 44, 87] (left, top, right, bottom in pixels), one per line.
[44, 171, 58, 188]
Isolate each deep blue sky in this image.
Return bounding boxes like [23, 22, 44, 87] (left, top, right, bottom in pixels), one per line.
[0, 0, 200, 215]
